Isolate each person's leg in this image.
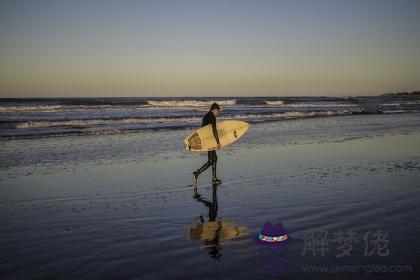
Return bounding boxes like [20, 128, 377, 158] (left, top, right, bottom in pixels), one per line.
[193, 151, 221, 185]
[211, 151, 218, 180]
[194, 151, 213, 177]
[210, 151, 222, 184]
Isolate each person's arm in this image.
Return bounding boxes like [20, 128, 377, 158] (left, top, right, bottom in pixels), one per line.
[211, 116, 220, 145]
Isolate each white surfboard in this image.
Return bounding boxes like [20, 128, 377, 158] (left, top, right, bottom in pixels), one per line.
[185, 120, 250, 152]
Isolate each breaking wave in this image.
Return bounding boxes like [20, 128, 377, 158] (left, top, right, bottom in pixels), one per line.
[146, 99, 237, 107]
[265, 100, 285, 105]
[0, 105, 63, 112]
[5, 117, 200, 129]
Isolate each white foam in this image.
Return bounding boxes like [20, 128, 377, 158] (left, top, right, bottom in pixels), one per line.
[285, 103, 356, 108]
[383, 109, 412, 114]
[381, 103, 400, 106]
[0, 105, 62, 112]
[265, 100, 285, 105]
[15, 117, 201, 129]
[231, 111, 341, 119]
[146, 99, 236, 107]
[11, 111, 345, 129]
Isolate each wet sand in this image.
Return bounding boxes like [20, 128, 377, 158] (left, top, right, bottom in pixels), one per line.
[1, 114, 420, 279]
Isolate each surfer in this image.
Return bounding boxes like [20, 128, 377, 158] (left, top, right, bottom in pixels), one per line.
[192, 103, 222, 185]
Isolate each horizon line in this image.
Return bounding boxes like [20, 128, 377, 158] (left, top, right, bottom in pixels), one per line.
[0, 91, 419, 99]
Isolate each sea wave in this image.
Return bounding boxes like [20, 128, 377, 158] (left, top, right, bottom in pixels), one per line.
[232, 110, 345, 120]
[0, 125, 192, 139]
[5, 117, 200, 129]
[146, 99, 237, 107]
[265, 100, 285, 105]
[64, 99, 148, 106]
[381, 103, 400, 106]
[382, 109, 419, 114]
[0, 105, 63, 112]
[3, 111, 346, 129]
[284, 103, 357, 107]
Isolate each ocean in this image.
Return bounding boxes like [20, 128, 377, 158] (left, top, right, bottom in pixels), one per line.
[1, 95, 419, 138]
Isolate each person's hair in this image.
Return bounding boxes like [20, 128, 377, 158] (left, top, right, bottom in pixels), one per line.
[210, 103, 220, 111]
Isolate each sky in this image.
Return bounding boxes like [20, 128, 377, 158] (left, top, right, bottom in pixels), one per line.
[0, 0, 419, 97]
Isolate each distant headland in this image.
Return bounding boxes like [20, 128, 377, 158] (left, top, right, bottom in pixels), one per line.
[382, 91, 420, 97]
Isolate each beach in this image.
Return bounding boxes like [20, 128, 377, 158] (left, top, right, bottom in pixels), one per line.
[1, 107, 419, 279]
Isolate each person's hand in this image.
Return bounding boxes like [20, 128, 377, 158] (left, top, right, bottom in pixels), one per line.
[217, 143, 221, 150]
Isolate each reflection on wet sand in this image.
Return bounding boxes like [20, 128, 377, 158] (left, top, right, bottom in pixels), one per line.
[188, 184, 249, 260]
[257, 246, 289, 275]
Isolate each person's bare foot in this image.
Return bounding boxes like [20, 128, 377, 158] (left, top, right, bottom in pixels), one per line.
[212, 178, 222, 185]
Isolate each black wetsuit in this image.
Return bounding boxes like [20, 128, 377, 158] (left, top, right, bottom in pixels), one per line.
[195, 111, 220, 179]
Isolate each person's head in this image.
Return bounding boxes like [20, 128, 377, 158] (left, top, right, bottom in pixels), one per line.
[210, 103, 221, 116]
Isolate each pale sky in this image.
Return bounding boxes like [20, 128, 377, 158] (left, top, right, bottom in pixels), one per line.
[1, 0, 419, 97]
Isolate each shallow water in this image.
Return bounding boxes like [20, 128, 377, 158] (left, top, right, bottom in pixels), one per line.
[1, 113, 420, 279]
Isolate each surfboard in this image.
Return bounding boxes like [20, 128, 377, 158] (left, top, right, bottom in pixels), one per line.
[185, 120, 250, 152]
